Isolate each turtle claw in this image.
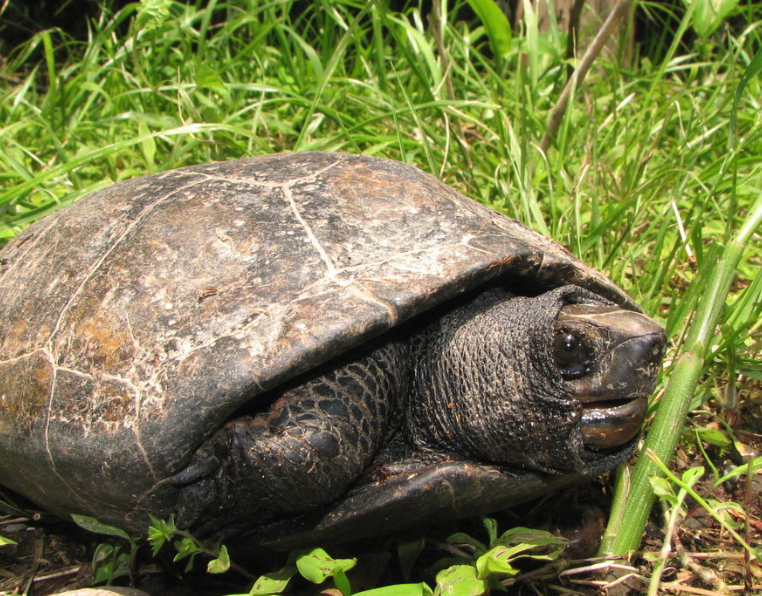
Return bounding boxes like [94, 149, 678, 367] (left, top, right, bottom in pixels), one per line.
[171, 450, 223, 528]
[175, 476, 218, 529]
[171, 453, 220, 484]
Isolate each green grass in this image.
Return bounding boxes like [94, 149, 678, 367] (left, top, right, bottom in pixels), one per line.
[1, 0, 761, 593]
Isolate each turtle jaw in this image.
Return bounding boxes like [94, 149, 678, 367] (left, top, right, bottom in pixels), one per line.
[576, 332, 664, 448]
[556, 305, 666, 450]
[579, 396, 647, 448]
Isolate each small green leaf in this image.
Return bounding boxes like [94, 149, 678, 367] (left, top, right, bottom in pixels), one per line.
[147, 515, 180, 556]
[92, 543, 116, 584]
[642, 551, 660, 563]
[466, 0, 512, 55]
[113, 551, 133, 580]
[135, 0, 173, 32]
[148, 515, 177, 538]
[649, 476, 678, 505]
[715, 456, 762, 485]
[0, 534, 17, 546]
[472, 527, 567, 579]
[92, 543, 115, 564]
[247, 565, 296, 596]
[296, 547, 356, 584]
[493, 527, 566, 552]
[682, 0, 739, 38]
[208, 544, 231, 574]
[173, 536, 201, 562]
[681, 466, 705, 487]
[705, 498, 744, 528]
[354, 583, 432, 596]
[91, 543, 132, 585]
[446, 532, 487, 554]
[397, 535, 426, 582]
[475, 545, 521, 578]
[695, 427, 732, 448]
[195, 64, 229, 98]
[481, 517, 499, 546]
[72, 515, 133, 542]
[92, 560, 116, 585]
[334, 569, 351, 596]
[435, 565, 488, 596]
[137, 120, 156, 168]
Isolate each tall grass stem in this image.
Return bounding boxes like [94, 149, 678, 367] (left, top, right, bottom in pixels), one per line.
[600, 192, 762, 556]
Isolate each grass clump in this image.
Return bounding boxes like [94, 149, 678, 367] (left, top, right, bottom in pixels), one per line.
[1, 0, 762, 594]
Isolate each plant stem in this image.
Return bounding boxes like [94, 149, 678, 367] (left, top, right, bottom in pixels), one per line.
[599, 193, 762, 556]
[539, 0, 633, 154]
[647, 450, 761, 559]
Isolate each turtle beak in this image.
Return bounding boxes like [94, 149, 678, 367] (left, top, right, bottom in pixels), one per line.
[556, 305, 666, 449]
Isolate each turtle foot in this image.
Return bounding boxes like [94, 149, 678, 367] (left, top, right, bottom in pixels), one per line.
[175, 475, 219, 529]
[171, 452, 220, 484]
[171, 441, 225, 528]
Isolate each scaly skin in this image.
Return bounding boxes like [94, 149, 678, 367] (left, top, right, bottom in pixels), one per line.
[175, 340, 409, 534]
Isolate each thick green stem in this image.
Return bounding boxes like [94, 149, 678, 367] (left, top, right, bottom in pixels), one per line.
[599, 351, 702, 554]
[599, 194, 762, 556]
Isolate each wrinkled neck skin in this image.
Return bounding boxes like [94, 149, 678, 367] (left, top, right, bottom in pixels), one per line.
[404, 286, 633, 476]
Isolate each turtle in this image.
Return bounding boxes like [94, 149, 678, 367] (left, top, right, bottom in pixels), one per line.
[0, 152, 665, 549]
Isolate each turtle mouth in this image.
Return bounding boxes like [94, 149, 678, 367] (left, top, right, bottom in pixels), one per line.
[554, 306, 665, 450]
[580, 397, 647, 448]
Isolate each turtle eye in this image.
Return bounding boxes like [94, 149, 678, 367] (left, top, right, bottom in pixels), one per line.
[553, 331, 592, 379]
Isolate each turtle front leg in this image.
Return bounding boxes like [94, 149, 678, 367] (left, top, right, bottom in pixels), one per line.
[173, 340, 409, 535]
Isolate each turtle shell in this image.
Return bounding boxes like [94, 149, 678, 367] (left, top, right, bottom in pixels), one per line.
[0, 152, 634, 532]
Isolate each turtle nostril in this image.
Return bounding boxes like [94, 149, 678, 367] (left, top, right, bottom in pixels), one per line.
[647, 331, 667, 364]
[625, 332, 665, 368]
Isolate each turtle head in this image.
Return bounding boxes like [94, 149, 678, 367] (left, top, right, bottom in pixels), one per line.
[405, 286, 665, 476]
[553, 303, 665, 449]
